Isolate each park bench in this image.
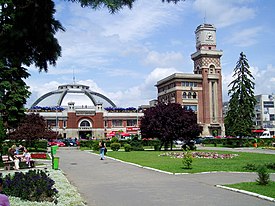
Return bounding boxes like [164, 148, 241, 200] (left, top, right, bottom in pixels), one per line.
[1, 155, 35, 170]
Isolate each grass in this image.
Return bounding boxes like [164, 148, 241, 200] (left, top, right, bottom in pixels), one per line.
[106, 150, 275, 174]
[225, 181, 275, 198]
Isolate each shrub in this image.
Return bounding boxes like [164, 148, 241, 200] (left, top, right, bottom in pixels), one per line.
[110, 143, 121, 151]
[130, 141, 144, 151]
[265, 162, 275, 170]
[110, 137, 119, 143]
[92, 140, 100, 151]
[256, 165, 270, 185]
[3, 169, 58, 203]
[182, 151, 193, 169]
[124, 144, 131, 152]
[243, 163, 257, 171]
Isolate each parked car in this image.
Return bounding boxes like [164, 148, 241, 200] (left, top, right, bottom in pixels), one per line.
[48, 140, 66, 147]
[62, 138, 79, 147]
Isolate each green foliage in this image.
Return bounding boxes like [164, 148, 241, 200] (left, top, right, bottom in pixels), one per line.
[110, 137, 119, 143]
[68, 0, 182, 13]
[110, 142, 121, 151]
[243, 163, 257, 171]
[3, 169, 58, 203]
[182, 151, 193, 169]
[92, 140, 100, 151]
[265, 163, 275, 170]
[124, 143, 132, 152]
[256, 165, 270, 185]
[225, 52, 257, 137]
[130, 140, 144, 151]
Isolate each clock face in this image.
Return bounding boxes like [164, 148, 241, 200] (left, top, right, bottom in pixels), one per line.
[206, 32, 213, 41]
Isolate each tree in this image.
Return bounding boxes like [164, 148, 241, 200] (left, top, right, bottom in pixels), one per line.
[0, 0, 183, 130]
[140, 103, 202, 150]
[0, 0, 64, 129]
[224, 52, 256, 137]
[68, 0, 183, 13]
[8, 113, 58, 145]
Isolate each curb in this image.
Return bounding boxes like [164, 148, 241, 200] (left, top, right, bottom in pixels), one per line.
[216, 185, 275, 203]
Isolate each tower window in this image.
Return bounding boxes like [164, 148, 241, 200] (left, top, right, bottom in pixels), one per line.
[182, 92, 187, 99]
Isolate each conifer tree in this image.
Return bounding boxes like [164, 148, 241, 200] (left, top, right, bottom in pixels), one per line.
[224, 52, 256, 137]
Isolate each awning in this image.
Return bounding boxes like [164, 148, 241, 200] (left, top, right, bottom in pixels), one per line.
[120, 132, 130, 136]
[252, 129, 265, 133]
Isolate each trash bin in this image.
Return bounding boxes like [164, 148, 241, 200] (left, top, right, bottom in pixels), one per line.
[51, 145, 58, 155]
[52, 156, 59, 170]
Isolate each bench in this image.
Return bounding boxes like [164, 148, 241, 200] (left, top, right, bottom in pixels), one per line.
[2, 155, 35, 170]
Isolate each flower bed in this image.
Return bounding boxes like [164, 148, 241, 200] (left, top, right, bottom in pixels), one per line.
[4, 169, 85, 206]
[159, 151, 239, 159]
[31, 153, 47, 159]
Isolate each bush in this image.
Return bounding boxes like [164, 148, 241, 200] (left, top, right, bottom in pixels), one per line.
[243, 163, 257, 171]
[3, 169, 58, 203]
[130, 141, 144, 151]
[110, 143, 121, 151]
[110, 137, 119, 143]
[124, 144, 132, 152]
[92, 140, 100, 151]
[265, 162, 275, 170]
[256, 165, 270, 185]
[182, 151, 193, 169]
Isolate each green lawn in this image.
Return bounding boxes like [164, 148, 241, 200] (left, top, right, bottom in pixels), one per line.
[106, 150, 275, 174]
[225, 181, 275, 198]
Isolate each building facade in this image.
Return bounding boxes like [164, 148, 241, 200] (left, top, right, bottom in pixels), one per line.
[254, 94, 275, 135]
[28, 84, 143, 139]
[156, 24, 225, 137]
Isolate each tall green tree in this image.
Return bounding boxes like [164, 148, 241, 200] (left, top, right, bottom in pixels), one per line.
[224, 52, 256, 137]
[140, 103, 202, 150]
[0, 0, 183, 130]
[0, 0, 64, 129]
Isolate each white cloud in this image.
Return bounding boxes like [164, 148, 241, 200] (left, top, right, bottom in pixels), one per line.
[228, 26, 262, 47]
[193, 0, 256, 28]
[144, 51, 185, 68]
[107, 67, 180, 107]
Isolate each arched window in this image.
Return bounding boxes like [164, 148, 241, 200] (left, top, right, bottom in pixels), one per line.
[182, 92, 187, 99]
[192, 92, 197, 99]
[188, 92, 192, 99]
[80, 120, 91, 127]
[209, 65, 215, 74]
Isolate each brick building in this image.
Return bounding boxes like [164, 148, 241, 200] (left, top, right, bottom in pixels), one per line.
[156, 24, 225, 137]
[28, 84, 143, 139]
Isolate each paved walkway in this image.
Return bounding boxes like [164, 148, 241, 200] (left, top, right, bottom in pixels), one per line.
[57, 148, 275, 206]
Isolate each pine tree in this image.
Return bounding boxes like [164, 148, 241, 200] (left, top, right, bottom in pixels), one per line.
[224, 52, 256, 137]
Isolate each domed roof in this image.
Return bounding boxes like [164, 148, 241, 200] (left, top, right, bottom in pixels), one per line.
[31, 84, 116, 108]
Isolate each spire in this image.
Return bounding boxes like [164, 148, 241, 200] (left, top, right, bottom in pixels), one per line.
[73, 68, 76, 84]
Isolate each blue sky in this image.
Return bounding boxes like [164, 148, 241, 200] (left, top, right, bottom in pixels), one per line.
[26, 0, 275, 108]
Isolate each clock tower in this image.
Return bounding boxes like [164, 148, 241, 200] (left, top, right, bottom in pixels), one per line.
[191, 23, 225, 136]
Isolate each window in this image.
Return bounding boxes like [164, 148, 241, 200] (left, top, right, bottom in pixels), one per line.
[182, 92, 187, 99]
[63, 120, 67, 128]
[183, 105, 197, 111]
[188, 92, 192, 99]
[264, 101, 274, 108]
[80, 120, 90, 127]
[112, 120, 123, 127]
[192, 92, 197, 99]
[270, 114, 275, 121]
[127, 119, 137, 126]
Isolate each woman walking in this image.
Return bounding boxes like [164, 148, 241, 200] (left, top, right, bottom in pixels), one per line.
[99, 141, 106, 160]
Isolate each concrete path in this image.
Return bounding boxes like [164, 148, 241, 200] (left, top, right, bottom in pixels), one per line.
[57, 148, 275, 206]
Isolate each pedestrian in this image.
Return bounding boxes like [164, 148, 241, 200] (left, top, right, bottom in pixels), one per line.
[0, 178, 10, 206]
[99, 140, 106, 160]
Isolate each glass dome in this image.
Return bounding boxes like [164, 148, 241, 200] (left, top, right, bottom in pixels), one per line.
[31, 84, 116, 108]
